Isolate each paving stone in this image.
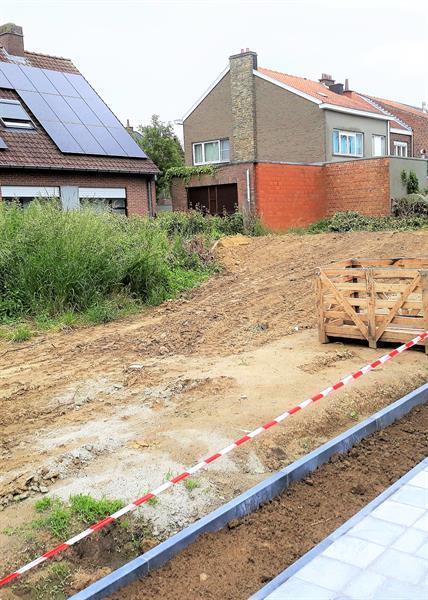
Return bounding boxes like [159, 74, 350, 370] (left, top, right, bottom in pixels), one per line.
[415, 540, 428, 560]
[414, 512, 428, 533]
[373, 578, 427, 600]
[371, 547, 428, 584]
[266, 577, 337, 599]
[408, 471, 428, 489]
[392, 528, 427, 554]
[342, 571, 385, 599]
[391, 484, 428, 509]
[296, 556, 361, 592]
[371, 500, 425, 527]
[323, 536, 384, 568]
[349, 515, 404, 546]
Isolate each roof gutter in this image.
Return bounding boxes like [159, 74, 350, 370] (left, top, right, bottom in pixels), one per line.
[0, 163, 160, 175]
[319, 103, 392, 120]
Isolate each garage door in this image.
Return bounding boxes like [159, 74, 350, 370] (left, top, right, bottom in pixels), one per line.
[187, 184, 237, 215]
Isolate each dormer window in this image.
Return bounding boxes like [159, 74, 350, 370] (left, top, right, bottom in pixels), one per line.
[0, 99, 34, 129]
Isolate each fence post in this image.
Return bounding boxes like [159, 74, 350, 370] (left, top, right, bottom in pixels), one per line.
[365, 268, 377, 348]
[315, 269, 329, 343]
[421, 270, 428, 355]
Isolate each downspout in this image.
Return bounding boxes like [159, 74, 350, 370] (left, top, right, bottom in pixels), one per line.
[387, 120, 390, 156]
[147, 176, 154, 216]
[246, 168, 251, 212]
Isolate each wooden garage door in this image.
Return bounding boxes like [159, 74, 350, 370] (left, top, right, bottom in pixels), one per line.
[187, 184, 237, 215]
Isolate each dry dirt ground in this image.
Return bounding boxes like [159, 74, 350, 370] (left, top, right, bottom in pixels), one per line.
[0, 231, 427, 596]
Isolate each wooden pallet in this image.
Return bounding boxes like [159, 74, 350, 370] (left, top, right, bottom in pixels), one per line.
[316, 258, 428, 352]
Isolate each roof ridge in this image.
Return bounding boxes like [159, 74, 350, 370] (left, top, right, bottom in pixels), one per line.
[260, 66, 313, 82]
[24, 49, 76, 64]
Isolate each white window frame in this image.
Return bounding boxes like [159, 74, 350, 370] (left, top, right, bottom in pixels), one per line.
[192, 139, 230, 165]
[394, 141, 408, 157]
[372, 134, 386, 157]
[332, 129, 364, 157]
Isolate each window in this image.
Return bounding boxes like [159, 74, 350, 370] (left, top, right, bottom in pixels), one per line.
[1, 186, 59, 208]
[193, 139, 230, 165]
[394, 141, 408, 157]
[372, 135, 386, 157]
[79, 187, 127, 215]
[333, 129, 363, 157]
[0, 99, 34, 129]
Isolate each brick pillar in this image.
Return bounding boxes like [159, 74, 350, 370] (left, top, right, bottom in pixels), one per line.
[229, 50, 257, 162]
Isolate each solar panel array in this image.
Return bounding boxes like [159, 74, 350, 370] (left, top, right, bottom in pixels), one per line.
[0, 62, 147, 158]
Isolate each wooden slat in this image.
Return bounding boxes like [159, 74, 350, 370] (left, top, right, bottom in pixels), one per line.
[373, 269, 421, 278]
[320, 272, 368, 339]
[325, 324, 365, 338]
[421, 270, 428, 355]
[315, 271, 328, 343]
[374, 282, 421, 293]
[379, 315, 424, 327]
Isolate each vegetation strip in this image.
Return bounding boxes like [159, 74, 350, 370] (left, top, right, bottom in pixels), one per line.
[1, 331, 426, 587]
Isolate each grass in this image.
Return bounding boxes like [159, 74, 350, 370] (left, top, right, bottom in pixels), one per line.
[0, 203, 264, 341]
[20, 561, 72, 600]
[290, 211, 428, 235]
[183, 478, 200, 492]
[31, 494, 124, 539]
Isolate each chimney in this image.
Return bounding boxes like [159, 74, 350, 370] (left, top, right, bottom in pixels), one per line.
[0, 23, 24, 57]
[329, 83, 344, 95]
[319, 73, 335, 87]
[229, 49, 258, 161]
[422, 101, 427, 113]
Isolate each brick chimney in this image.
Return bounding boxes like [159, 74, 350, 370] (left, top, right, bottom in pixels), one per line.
[229, 49, 258, 161]
[0, 23, 24, 57]
[319, 73, 335, 87]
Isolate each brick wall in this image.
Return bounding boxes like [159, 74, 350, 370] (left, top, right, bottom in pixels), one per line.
[171, 162, 256, 213]
[171, 158, 394, 231]
[255, 163, 326, 230]
[324, 158, 390, 216]
[0, 169, 152, 215]
[390, 132, 412, 156]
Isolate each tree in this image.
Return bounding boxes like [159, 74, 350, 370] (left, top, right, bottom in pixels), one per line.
[135, 115, 184, 196]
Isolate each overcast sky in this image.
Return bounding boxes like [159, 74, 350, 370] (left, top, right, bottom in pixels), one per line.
[2, 0, 428, 136]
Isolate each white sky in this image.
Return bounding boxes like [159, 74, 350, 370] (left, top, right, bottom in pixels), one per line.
[2, 0, 428, 136]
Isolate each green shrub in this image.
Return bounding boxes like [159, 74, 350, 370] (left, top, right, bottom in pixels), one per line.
[0, 202, 220, 323]
[392, 194, 428, 217]
[306, 211, 428, 233]
[401, 170, 420, 194]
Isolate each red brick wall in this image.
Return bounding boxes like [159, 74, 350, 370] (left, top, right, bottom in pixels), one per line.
[0, 169, 152, 216]
[324, 158, 390, 216]
[171, 163, 256, 213]
[255, 163, 326, 230]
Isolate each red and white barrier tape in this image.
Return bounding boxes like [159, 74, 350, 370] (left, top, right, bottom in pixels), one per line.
[1, 331, 427, 587]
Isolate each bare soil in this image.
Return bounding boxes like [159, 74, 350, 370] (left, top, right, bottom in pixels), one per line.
[0, 231, 427, 597]
[112, 402, 428, 600]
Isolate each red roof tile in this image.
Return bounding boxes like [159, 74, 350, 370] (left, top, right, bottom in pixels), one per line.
[258, 68, 385, 116]
[0, 49, 158, 174]
[369, 96, 428, 120]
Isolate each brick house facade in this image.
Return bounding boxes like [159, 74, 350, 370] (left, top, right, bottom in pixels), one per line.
[0, 24, 159, 215]
[171, 49, 427, 229]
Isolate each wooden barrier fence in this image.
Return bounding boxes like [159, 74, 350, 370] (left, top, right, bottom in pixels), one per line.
[316, 258, 428, 352]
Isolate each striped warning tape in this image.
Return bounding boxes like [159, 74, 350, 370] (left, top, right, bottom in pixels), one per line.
[1, 330, 427, 587]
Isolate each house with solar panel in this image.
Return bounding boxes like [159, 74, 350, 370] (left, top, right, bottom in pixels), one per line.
[0, 23, 159, 214]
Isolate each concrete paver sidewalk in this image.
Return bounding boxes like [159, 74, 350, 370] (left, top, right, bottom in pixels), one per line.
[265, 465, 428, 600]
